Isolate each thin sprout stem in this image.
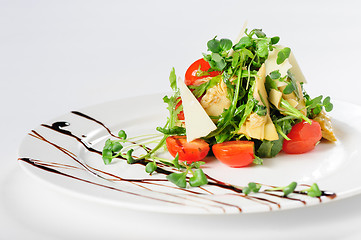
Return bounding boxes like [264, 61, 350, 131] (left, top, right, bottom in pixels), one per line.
[128, 136, 163, 145]
[280, 99, 311, 124]
[125, 133, 163, 141]
[274, 123, 290, 140]
[152, 156, 174, 165]
[275, 115, 298, 123]
[138, 135, 168, 160]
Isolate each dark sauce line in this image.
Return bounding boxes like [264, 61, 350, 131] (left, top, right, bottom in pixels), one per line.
[261, 192, 307, 205]
[246, 195, 281, 210]
[31, 160, 82, 171]
[18, 157, 212, 212]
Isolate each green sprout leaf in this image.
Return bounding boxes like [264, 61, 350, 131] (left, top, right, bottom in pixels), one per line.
[207, 37, 221, 53]
[220, 38, 232, 51]
[305, 94, 333, 118]
[189, 161, 205, 169]
[265, 181, 297, 197]
[323, 96, 333, 112]
[167, 172, 188, 188]
[118, 130, 127, 139]
[256, 38, 270, 58]
[103, 139, 112, 150]
[270, 70, 281, 80]
[254, 29, 266, 38]
[172, 153, 181, 169]
[306, 183, 322, 197]
[125, 149, 136, 164]
[233, 36, 252, 50]
[189, 169, 208, 187]
[283, 81, 296, 94]
[243, 187, 251, 195]
[210, 53, 226, 71]
[156, 126, 186, 135]
[277, 47, 291, 64]
[111, 142, 123, 152]
[283, 181, 297, 196]
[243, 182, 262, 195]
[145, 161, 157, 174]
[253, 155, 263, 165]
[169, 67, 177, 92]
[271, 36, 280, 44]
[102, 149, 113, 165]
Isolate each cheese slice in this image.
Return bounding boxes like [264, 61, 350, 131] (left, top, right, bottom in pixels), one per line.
[177, 77, 217, 142]
[288, 51, 307, 83]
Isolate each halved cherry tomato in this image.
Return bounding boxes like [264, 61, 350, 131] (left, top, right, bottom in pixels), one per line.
[184, 58, 221, 86]
[166, 136, 210, 164]
[212, 141, 254, 168]
[282, 120, 322, 154]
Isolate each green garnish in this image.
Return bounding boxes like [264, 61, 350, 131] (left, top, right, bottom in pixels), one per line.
[266, 181, 298, 197]
[243, 182, 262, 195]
[302, 183, 322, 197]
[277, 47, 291, 64]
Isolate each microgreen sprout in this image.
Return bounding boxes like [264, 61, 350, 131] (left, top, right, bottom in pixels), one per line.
[242, 182, 262, 195]
[276, 47, 291, 64]
[305, 94, 333, 118]
[145, 161, 157, 174]
[301, 183, 322, 197]
[166, 160, 208, 188]
[125, 149, 136, 164]
[266, 181, 298, 197]
[118, 130, 127, 139]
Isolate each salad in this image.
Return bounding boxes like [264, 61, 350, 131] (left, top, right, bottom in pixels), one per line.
[102, 27, 336, 192]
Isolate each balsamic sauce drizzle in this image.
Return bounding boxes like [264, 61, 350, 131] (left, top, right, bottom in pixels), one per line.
[18, 157, 209, 210]
[19, 111, 337, 213]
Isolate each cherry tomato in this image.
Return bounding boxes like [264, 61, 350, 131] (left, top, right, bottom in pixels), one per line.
[166, 136, 210, 164]
[212, 141, 255, 168]
[282, 120, 322, 154]
[184, 58, 221, 86]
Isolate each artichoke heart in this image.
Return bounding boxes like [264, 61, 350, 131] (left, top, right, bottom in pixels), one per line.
[200, 80, 231, 119]
[313, 110, 337, 142]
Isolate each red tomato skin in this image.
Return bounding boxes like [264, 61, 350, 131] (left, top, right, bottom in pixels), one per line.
[166, 136, 210, 164]
[282, 120, 322, 154]
[184, 58, 220, 86]
[175, 97, 184, 120]
[212, 141, 254, 168]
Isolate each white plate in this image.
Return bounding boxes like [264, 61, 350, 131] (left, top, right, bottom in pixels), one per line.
[18, 94, 361, 214]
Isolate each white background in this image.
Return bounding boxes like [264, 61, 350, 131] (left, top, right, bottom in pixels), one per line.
[1, 0, 361, 239]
